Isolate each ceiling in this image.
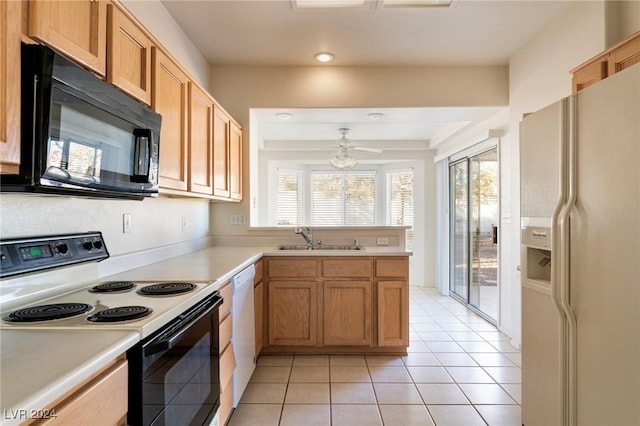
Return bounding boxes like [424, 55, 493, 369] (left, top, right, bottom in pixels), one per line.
[160, 0, 570, 155]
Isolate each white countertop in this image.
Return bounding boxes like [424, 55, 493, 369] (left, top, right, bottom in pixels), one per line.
[0, 244, 410, 422]
[0, 329, 138, 426]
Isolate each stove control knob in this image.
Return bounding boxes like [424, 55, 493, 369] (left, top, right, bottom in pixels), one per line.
[56, 243, 69, 254]
[92, 240, 103, 250]
[82, 241, 93, 251]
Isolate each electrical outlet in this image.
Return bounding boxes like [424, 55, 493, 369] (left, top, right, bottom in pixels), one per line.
[230, 215, 246, 225]
[376, 237, 389, 246]
[123, 213, 132, 234]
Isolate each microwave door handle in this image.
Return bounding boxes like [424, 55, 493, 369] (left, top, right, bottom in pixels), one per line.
[144, 294, 223, 356]
[132, 129, 151, 182]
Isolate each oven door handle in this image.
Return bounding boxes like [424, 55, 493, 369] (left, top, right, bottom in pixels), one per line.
[144, 293, 223, 356]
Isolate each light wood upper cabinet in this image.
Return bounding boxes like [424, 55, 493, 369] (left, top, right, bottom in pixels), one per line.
[608, 33, 640, 75]
[152, 47, 189, 192]
[28, 0, 107, 76]
[213, 105, 230, 198]
[324, 280, 372, 346]
[107, 4, 152, 105]
[229, 121, 242, 201]
[0, 0, 21, 174]
[188, 82, 214, 195]
[571, 31, 640, 93]
[213, 104, 243, 201]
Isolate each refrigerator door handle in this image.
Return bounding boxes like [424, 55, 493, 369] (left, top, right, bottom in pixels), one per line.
[557, 95, 579, 426]
[550, 98, 570, 426]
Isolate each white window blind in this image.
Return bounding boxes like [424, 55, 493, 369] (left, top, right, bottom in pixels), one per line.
[276, 169, 303, 226]
[387, 169, 414, 250]
[311, 171, 376, 226]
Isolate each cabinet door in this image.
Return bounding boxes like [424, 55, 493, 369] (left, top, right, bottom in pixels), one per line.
[254, 280, 264, 355]
[28, 0, 107, 76]
[608, 34, 640, 75]
[378, 280, 409, 347]
[107, 4, 152, 105]
[213, 105, 230, 198]
[152, 47, 189, 191]
[571, 56, 607, 93]
[0, 0, 21, 174]
[188, 82, 214, 195]
[229, 121, 242, 200]
[268, 281, 317, 346]
[324, 281, 372, 346]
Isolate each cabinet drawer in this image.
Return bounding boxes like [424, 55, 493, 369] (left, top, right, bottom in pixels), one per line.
[375, 257, 408, 278]
[254, 259, 264, 285]
[268, 259, 317, 278]
[219, 313, 232, 353]
[323, 258, 372, 278]
[34, 359, 128, 425]
[219, 381, 233, 426]
[219, 282, 233, 320]
[220, 343, 236, 390]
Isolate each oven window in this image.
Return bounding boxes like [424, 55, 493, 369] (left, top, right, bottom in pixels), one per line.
[141, 319, 220, 426]
[45, 88, 137, 187]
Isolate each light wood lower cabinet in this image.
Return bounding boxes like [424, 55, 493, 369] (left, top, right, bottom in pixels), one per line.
[324, 280, 372, 346]
[254, 261, 264, 356]
[378, 281, 409, 347]
[28, 357, 128, 426]
[268, 281, 318, 346]
[263, 256, 409, 352]
[218, 281, 235, 426]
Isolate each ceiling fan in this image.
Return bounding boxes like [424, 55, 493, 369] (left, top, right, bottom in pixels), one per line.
[329, 128, 383, 170]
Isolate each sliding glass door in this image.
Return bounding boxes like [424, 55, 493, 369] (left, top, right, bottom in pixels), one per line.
[449, 147, 499, 322]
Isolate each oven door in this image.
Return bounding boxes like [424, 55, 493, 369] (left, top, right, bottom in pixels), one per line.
[128, 293, 223, 426]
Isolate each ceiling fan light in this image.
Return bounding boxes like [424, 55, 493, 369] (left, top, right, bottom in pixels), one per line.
[330, 152, 358, 170]
[367, 112, 385, 120]
[276, 112, 293, 120]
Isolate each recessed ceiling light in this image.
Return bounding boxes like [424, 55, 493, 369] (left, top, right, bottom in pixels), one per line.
[367, 112, 385, 120]
[295, 0, 366, 8]
[276, 112, 293, 120]
[314, 52, 335, 63]
[382, 0, 452, 6]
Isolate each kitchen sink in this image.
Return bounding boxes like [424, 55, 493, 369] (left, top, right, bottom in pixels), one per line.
[275, 244, 365, 251]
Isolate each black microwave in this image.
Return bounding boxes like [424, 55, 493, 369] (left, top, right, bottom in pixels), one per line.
[1, 44, 161, 200]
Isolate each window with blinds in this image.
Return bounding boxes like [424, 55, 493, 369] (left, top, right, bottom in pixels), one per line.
[276, 169, 303, 226]
[311, 171, 376, 226]
[387, 169, 414, 250]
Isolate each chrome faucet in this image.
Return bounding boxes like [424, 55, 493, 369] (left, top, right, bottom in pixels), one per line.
[294, 227, 313, 249]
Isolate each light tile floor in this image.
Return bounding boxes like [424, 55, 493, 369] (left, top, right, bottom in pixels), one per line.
[228, 287, 521, 426]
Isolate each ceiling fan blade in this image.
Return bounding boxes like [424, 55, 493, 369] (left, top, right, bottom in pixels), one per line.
[352, 146, 383, 153]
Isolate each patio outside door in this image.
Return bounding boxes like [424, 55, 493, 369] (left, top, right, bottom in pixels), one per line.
[449, 147, 499, 322]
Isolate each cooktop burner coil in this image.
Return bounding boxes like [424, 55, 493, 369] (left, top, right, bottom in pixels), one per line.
[138, 282, 197, 296]
[87, 306, 152, 323]
[89, 281, 136, 293]
[3, 303, 93, 322]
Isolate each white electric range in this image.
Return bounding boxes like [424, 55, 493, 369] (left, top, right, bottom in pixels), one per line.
[0, 232, 217, 339]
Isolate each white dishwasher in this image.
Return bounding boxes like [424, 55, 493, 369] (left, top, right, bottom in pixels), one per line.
[231, 264, 256, 407]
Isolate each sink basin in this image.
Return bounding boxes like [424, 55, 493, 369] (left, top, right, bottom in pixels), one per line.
[275, 244, 365, 251]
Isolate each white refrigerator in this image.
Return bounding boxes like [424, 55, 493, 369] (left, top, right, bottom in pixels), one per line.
[520, 63, 640, 426]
